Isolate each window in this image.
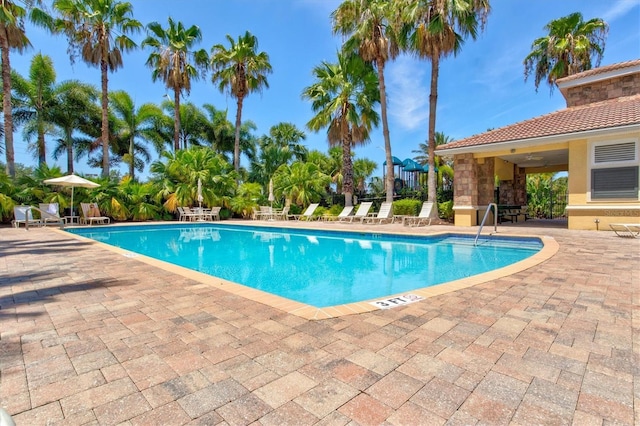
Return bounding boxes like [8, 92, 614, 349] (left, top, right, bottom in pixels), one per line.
[590, 140, 639, 200]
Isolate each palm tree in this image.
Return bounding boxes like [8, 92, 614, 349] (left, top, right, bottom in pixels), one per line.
[11, 53, 58, 167]
[524, 12, 608, 92]
[331, 0, 400, 203]
[401, 0, 490, 215]
[273, 161, 330, 207]
[302, 52, 380, 207]
[412, 131, 454, 191]
[0, 1, 52, 177]
[48, 80, 100, 174]
[53, 0, 142, 177]
[141, 18, 209, 151]
[109, 90, 164, 180]
[210, 31, 272, 172]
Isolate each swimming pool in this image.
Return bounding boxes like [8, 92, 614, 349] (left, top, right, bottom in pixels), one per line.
[67, 223, 544, 309]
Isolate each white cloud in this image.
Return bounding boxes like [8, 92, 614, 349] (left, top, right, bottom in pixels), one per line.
[602, 0, 640, 22]
[386, 57, 430, 131]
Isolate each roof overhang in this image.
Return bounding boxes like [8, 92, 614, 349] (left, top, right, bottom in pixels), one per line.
[436, 124, 640, 156]
[557, 63, 640, 92]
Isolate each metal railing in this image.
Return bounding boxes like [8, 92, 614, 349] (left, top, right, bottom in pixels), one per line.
[474, 203, 497, 246]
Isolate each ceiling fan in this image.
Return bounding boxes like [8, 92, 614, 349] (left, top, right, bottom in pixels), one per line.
[525, 153, 544, 161]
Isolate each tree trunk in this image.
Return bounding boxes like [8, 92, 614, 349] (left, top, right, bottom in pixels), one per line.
[377, 60, 394, 203]
[100, 59, 110, 177]
[129, 136, 135, 180]
[342, 132, 354, 207]
[66, 128, 74, 174]
[427, 54, 439, 218]
[0, 23, 15, 178]
[173, 88, 181, 151]
[37, 121, 46, 167]
[233, 95, 244, 172]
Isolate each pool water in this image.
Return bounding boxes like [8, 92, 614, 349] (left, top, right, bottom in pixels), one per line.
[67, 224, 543, 308]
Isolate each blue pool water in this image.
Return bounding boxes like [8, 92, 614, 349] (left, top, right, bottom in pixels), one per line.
[67, 224, 543, 308]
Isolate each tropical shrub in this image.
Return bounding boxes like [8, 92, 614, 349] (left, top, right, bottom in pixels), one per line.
[393, 199, 421, 216]
[438, 200, 454, 222]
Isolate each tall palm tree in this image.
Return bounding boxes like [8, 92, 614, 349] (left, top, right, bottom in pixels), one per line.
[524, 12, 607, 92]
[53, 0, 142, 177]
[11, 53, 58, 167]
[302, 52, 380, 207]
[109, 90, 164, 180]
[49, 79, 100, 173]
[141, 18, 209, 151]
[412, 131, 454, 191]
[0, 0, 51, 177]
[210, 31, 272, 172]
[332, 0, 400, 203]
[401, 0, 490, 215]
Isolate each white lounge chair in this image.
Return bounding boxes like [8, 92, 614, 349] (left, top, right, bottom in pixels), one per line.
[405, 202, 434, 227]
[80, 203, 110, 225]
[339, 202, 373, 223]
[363, 202, 394, 224]
[609, 223, 640, 238]
[288, 203, 320, 221]
[12, 206, 41, 228]
[323, 205, 354, 221]
[38, 203, 65, 226]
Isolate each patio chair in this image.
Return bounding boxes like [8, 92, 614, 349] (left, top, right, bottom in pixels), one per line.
[80, 203, 110, 225]
[363, 202, 394, 224]
[12, 205, 41, 228]
[34, 203, 65, 227]
[288, 203, 320, 221]
[273, 206, 289, 220]
[323, 205, 354, 221]
[405, 202, 434, 227]
[38, 203, 65, 226]
[609, 223, 640, 238]
[207, 206, 222, 221]
[338, 202, 373, 223]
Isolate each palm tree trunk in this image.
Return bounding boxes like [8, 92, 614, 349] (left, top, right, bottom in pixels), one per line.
[38, 122, 46, 166]
[100, 59, 110, 177]
[427, 54, 439, 216]
[234, 96, 244, 172]
[129, 136, 135, 180]
[173, 88, 181, 151]
[343, 132, 354, 207]
[377, 61, 394, 203]
[0, 23, 15, 178]
[66, 128, 74, 174]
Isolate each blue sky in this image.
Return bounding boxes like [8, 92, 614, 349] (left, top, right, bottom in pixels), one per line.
[9, 0, 640, 179]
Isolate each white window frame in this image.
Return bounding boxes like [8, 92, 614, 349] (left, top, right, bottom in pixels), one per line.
[588, 138, 639, 201]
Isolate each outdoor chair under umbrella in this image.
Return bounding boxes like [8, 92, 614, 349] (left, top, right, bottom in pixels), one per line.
[43, 174, 100, 219]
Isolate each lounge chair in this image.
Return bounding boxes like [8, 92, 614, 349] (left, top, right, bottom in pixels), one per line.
[38, 203, 65, 226]
[34, 203, 65, 227]
[609, 223, 640, 238]
[405, 202, 434, 227]
[323, 205, 354, 221]
[363, 202, 394, 224]
[288, 203, 320, 221]
[80, 203, 110, 225]
[12, 206, 41, 228]
[338, 202, 373, 223]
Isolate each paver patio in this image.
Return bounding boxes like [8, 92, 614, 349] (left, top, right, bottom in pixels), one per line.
[0, 221, 638, 425]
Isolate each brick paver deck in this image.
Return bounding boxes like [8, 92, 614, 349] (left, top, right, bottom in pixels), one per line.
[1, 222, 638, 425]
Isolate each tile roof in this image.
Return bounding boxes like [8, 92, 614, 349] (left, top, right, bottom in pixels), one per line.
[556, 59, 640, 84]
[438, 94, 640, 151]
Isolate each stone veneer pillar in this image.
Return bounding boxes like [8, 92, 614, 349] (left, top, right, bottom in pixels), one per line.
[514, 166, 527, 206]
[453, 153, 479, 226]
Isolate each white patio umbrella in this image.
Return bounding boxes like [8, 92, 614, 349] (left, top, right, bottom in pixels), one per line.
[197, 178, 203, 210]
[43, 174, 100, 217]
[268, 178, 275, 220]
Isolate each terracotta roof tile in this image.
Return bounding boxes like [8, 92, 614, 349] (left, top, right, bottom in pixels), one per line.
[556, 59, 640, 84]
[438, 94, 640, 151]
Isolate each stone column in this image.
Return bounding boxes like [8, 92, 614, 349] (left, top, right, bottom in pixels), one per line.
[453, 153, 479, 226]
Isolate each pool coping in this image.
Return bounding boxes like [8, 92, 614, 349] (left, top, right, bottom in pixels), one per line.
[55, 221, 559, 320]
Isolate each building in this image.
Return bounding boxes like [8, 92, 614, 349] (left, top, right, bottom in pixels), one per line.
[436, 59, 640, 230]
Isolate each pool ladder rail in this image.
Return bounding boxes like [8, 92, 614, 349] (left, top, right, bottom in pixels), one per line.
[474, 203, 498, 246]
